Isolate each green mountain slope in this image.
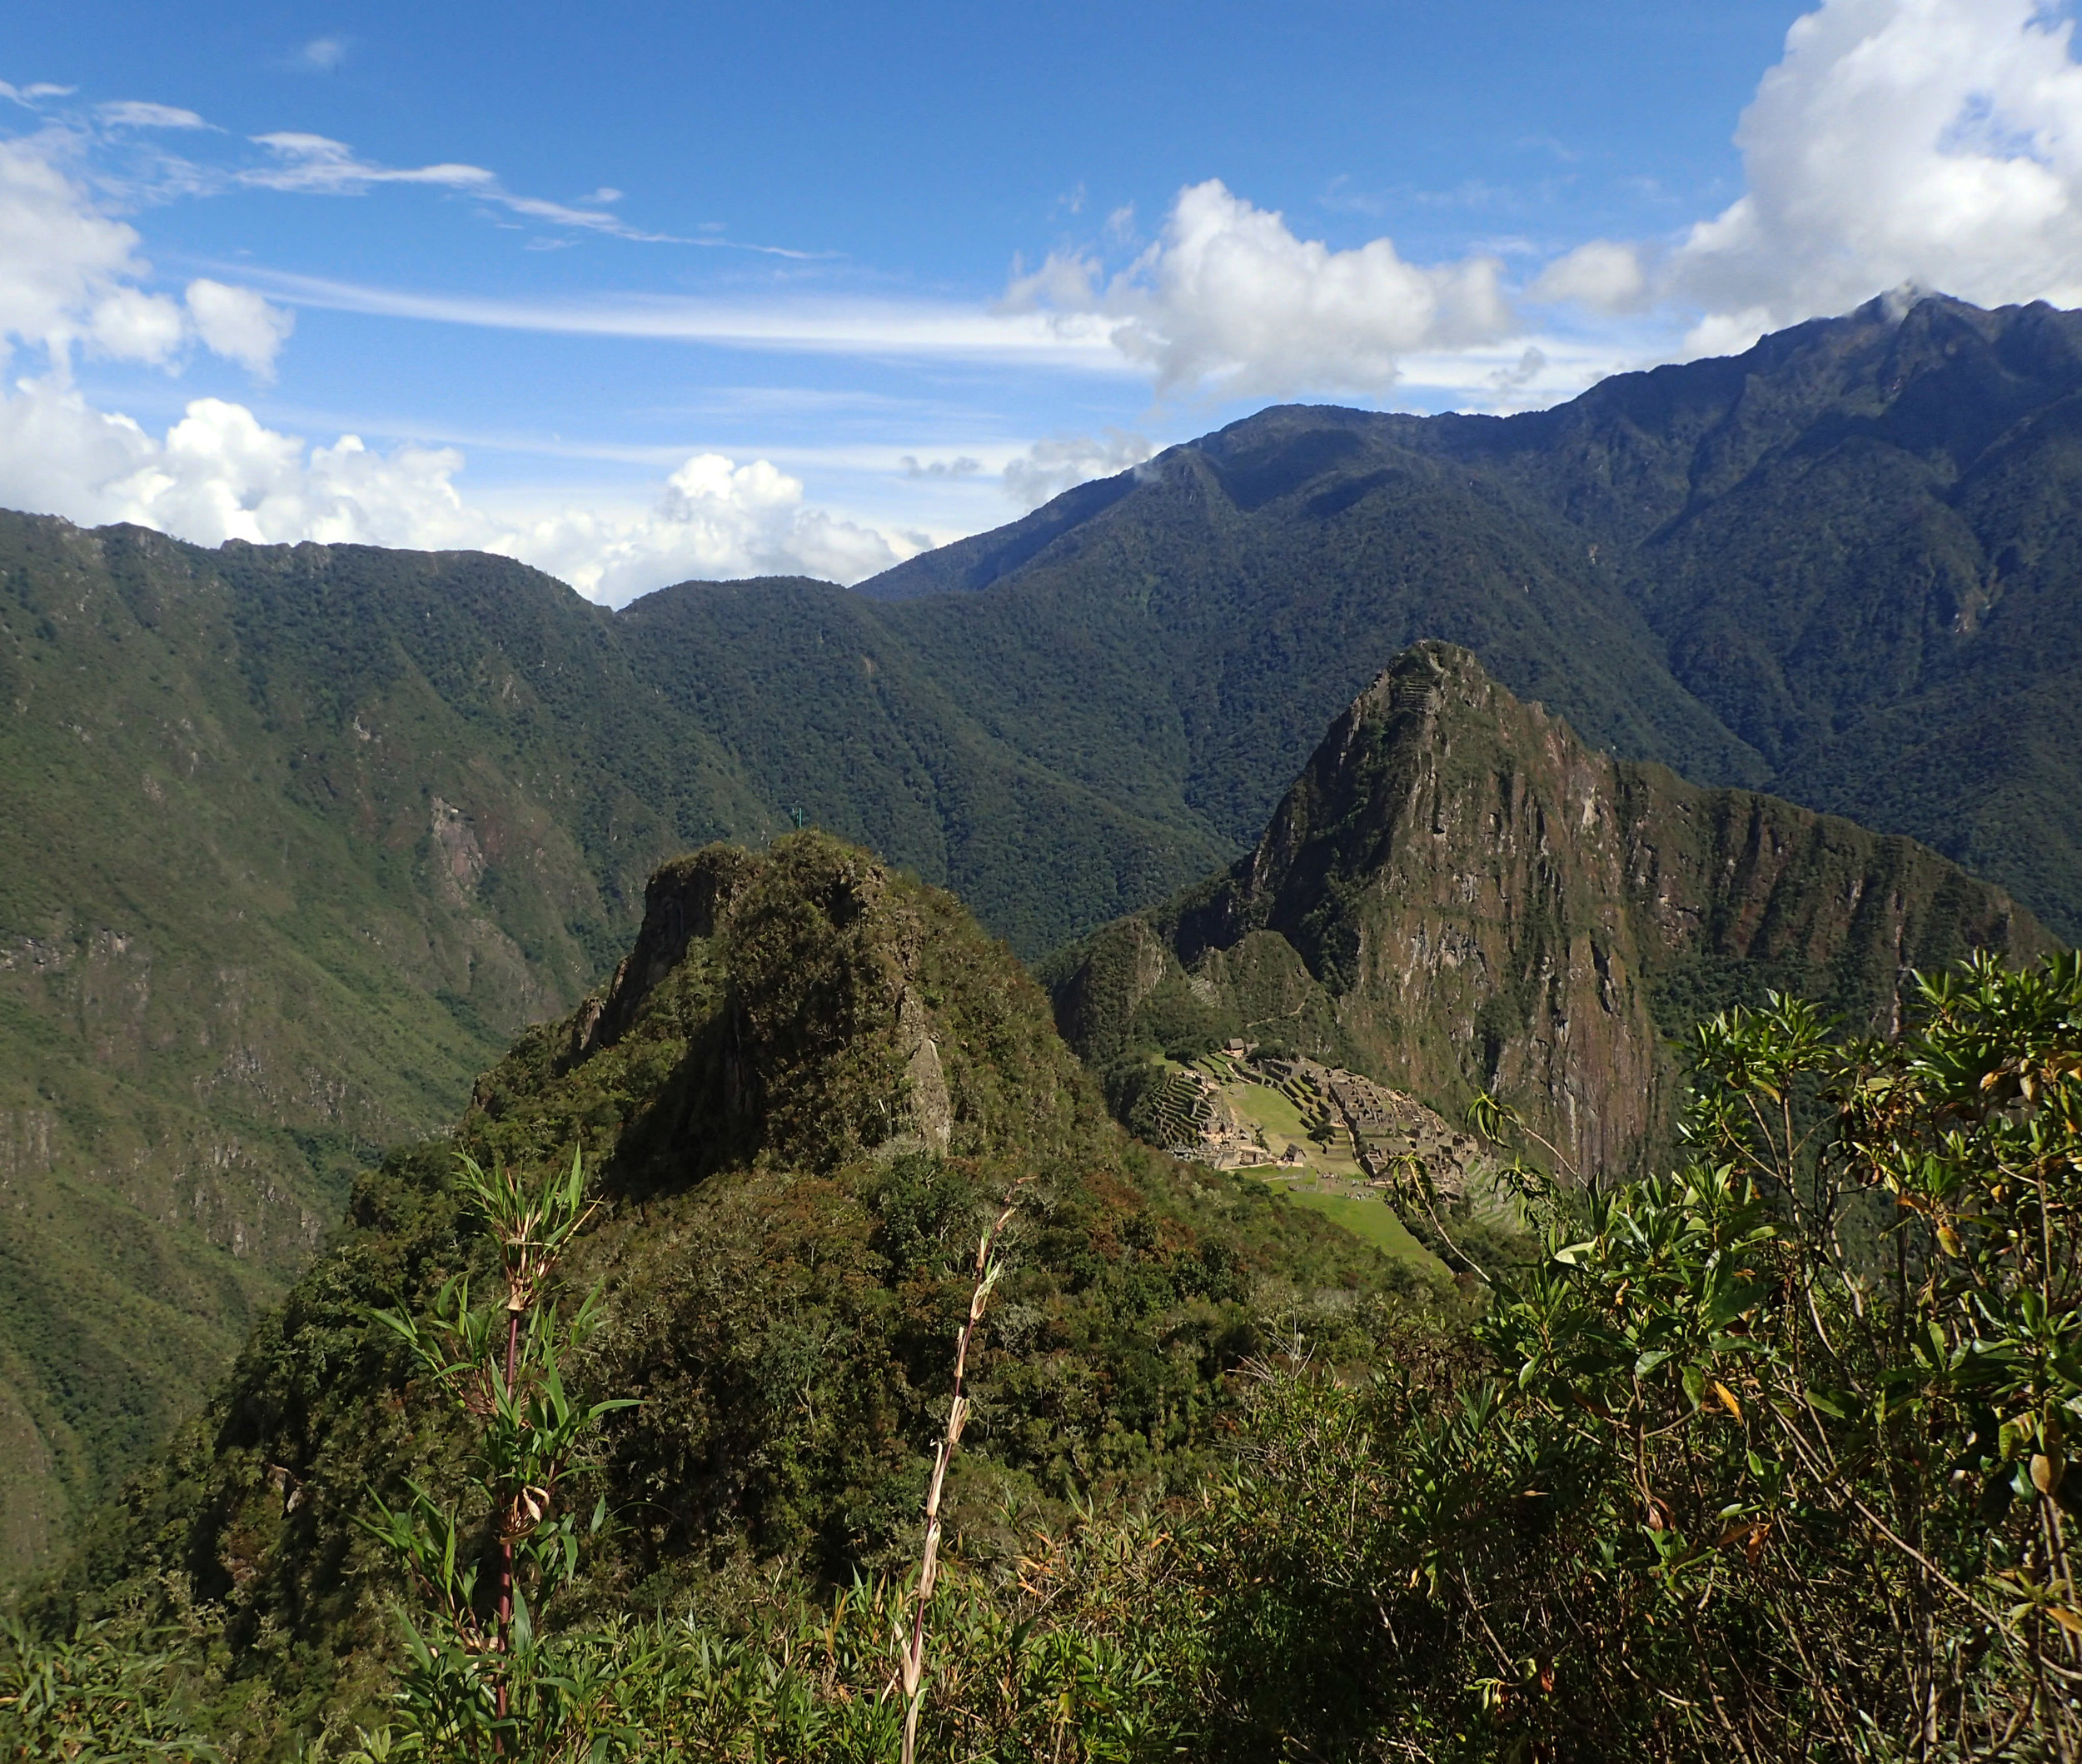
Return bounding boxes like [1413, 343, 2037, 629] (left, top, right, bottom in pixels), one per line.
[51, 835, 1402, 1742]
[11, 293, 2082, 1579]
[863, 295, 2082, 940]
[1044, 643, 2055, 1177]
[860, 417, 1764, 849]
[0, 523, 690, 1577]
[0, 519, 1233, 1578]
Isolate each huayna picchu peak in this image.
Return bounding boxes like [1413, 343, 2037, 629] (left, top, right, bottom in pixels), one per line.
[1046, 641, 2054, 1178]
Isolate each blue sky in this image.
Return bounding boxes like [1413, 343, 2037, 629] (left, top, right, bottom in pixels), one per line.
[4, 0, 2082, 598]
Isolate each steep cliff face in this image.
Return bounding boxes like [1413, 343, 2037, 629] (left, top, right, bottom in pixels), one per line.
[1049, 644, 2053, 1175]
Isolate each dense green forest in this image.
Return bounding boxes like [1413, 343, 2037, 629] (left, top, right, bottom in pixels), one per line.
[867, 293, 2082, 947]
[7, 836, 2079, 1761]
[7, 291, 2082, 1592]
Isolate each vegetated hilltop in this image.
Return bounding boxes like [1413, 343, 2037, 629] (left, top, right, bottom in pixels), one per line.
[863, 293, 2082, 944]
[50, 834, 1402, 1742]
[1045, 643, 2055, 1177]
[0, 518, 1223, 1578]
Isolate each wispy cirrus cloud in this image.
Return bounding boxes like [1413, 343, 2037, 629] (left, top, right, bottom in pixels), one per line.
[237, 132, 818, 254]
[95, 101, 212, 131]
[4, 80, 816, 257]
[229, 267, 1131, 370]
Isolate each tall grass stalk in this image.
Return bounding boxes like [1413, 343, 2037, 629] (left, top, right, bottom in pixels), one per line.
[897, 1186, 1024, 1764]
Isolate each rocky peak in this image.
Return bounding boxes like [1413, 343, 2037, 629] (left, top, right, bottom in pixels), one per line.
[1053, 644, 2053, 1178]
[490, 831, 1091, 1181]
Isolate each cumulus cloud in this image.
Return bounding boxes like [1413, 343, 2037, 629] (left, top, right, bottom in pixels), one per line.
[1534, 0, 2082, 350]
[1007, 178, 1515, 399]
[1001, 429, 1153, 511]
[0, 137, 154, 359]
[0, 136, 293, 379]
[85, 284, 187, 362]
[183, 277, 295, 376]
[0, 374, 911, 596]
[1529, 239, 1650, 313]
[506, 455, 907, 599]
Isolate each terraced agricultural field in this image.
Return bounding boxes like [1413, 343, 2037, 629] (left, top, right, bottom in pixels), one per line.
[1191, 1054, 1362, 1174]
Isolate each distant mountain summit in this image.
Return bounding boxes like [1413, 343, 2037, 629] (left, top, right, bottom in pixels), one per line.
[864, 293, 2082, 945]
[1046, 643, 2053, 1176]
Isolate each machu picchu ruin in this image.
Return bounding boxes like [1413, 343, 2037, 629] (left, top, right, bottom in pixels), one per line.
[1146, 1041, 1489, 1210]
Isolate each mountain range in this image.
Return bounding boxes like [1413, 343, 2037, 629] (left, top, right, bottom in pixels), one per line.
[2, 290, 2076, 1580]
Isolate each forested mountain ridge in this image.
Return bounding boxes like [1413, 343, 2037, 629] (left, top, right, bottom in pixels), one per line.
[1046, 643, 2054, 1177]
[864, 293, 2082, 943]
[6, 292, 2080, 1582]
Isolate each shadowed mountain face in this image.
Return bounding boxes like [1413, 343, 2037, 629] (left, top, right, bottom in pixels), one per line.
[1045, 645, 2054, 1178]
[864, 294, 2082, 946]
[55, 836, 1397, 1738]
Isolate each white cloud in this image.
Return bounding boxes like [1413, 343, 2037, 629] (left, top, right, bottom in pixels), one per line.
[301, 38, 347, 72]
[184, 277, 294, 376]
[506, 454, 909, 598]
[1001, 429, 1152, 511]
[96, 101, 212, 130]
[86, 285, 187, 362]
[238, 267, 1128, 370]
[0, 137, 152, 362]
[243, 132, 497, 197]
[238, 132, 812, 253]
[1530, 239, 1649, 313]
[1007, 178, 1517, 399]
[1533, 0, 2082, 349]
[0, 132, 301, 381]
[0, 375, 913, 596]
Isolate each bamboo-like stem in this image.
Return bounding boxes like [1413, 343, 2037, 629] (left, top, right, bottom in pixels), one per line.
[495, 1303, 520, 1738]
[899, 1186, 1025, 1764]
